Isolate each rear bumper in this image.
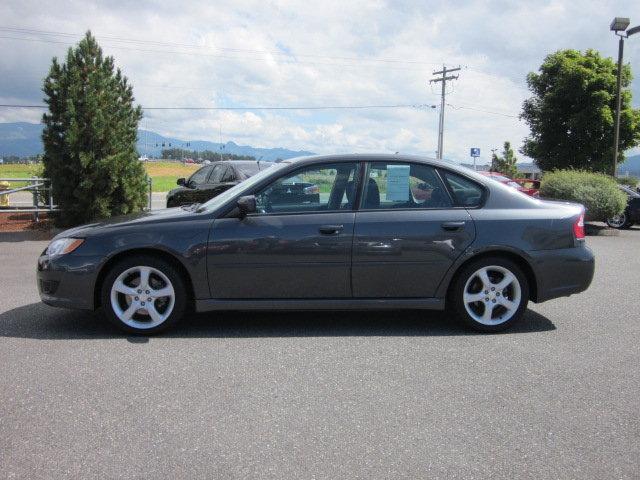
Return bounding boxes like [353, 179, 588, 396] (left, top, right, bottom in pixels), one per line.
[530, 244, 594, 303]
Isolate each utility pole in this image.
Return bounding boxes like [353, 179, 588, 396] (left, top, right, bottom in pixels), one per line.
[430, 65, 460, 160]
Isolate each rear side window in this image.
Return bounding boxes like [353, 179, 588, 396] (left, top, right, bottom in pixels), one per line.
[361, 162, 452, 210]
[441, 171, 484, 207]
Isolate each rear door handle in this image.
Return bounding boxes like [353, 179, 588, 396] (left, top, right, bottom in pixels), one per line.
[319, 224, 344, 235]
[441, 221, 466, 231]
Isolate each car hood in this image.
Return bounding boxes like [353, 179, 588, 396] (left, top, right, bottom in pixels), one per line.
[54, 207, 197, 239]
[167, 186, 188, 196]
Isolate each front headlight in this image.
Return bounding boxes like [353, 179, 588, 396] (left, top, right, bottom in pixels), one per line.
[46, 238, 85, 256]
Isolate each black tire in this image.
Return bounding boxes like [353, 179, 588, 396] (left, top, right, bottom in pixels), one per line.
[449, 256, 529, 333]
[606, 212, 631, 229]
[100, 255, 188, 335]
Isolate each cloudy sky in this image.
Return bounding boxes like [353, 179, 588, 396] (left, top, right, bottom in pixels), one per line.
[0, 0, 638, 163]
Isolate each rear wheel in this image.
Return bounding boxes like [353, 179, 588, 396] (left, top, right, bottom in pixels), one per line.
[450, 257, 529, 332]
[606, 212, 631, 229]
[100, 255, 187, 334]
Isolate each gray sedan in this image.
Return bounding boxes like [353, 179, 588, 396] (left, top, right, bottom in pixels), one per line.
[37, 154, 594, 334]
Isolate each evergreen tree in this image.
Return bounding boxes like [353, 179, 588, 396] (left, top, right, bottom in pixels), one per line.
[490, 141, 518, 178]
[42, 31, 147, 226]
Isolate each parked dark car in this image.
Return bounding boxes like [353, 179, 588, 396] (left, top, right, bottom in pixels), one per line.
[606, 185, 640, 229]
[38, 154, 594, 335]
[166, 160, 273, 208]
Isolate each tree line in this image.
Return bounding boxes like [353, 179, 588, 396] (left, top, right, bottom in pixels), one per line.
[160, 148, 255, 161]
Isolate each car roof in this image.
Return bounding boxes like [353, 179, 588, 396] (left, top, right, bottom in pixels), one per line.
[281, 153, 465, 170]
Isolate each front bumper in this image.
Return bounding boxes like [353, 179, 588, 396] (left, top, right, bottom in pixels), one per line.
[530, 244, 595, 303]
[37, 252, 104, 310]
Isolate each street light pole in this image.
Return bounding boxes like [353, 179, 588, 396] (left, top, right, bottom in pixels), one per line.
[610, 17, 640, 176]
[613, 34, 625, 177]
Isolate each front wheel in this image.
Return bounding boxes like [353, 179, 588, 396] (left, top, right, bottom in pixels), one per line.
[450, 257, 529, 333]
[101, 255, 188, 334]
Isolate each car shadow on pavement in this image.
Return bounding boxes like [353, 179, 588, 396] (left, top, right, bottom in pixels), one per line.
[0, 302, 556, 341]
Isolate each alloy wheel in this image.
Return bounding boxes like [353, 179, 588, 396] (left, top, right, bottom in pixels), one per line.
[110, 265, 175, 329]
[462, 265, 522, 326]
[607, 213, 627, 229]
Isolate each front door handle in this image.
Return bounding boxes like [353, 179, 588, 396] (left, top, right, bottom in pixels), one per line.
[441, 221, 466, 231]
[319, 224, 344, 235]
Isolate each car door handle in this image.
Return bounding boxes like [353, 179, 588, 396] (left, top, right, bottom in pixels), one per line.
[319, 224, 344, 235]
[441, 221, 466, 231]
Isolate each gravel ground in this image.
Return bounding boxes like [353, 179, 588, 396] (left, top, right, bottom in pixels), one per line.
[0, 229, 639, 479]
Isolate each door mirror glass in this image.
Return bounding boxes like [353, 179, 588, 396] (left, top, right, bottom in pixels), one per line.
[177, 177, 186, 186]
[237, 195, 257, 216]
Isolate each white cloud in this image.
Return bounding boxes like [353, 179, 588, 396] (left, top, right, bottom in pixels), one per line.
[0, 0, 638, 161]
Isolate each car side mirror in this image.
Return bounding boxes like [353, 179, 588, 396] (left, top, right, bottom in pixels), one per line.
[237, 195, 257, 217]
[177, 177, 186, 186]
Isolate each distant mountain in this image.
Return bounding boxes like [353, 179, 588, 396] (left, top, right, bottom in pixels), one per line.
[0, 122, 45, 157]
[0, 122, 313, 161]
[136, 129, 313, 161]
[619, 154, 640, 176]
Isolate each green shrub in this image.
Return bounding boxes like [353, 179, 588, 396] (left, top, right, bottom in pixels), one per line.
[616, 176, 639, 188]
[540, 170, 627, 221]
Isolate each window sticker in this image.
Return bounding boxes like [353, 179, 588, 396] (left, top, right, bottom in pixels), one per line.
[386, 164, 410, 201]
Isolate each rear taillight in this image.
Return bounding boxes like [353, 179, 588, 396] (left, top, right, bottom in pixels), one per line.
[573, 211, 585, 240]
[303, 185, 319, 195]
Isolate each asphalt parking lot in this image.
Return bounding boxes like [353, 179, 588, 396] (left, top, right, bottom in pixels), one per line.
[1, 229, 639, 479]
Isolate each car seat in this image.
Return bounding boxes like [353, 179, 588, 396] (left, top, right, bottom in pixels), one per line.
[345, 178, 380, 209]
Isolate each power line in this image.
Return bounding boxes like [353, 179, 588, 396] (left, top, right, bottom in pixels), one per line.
[0, 26, 444, 66]
[0, 103, 437, 111]
[429, 65, 460, 159]
[0, 102, 519, 118]
[446, 103, 520, 119]
[0, 28, 442, 71]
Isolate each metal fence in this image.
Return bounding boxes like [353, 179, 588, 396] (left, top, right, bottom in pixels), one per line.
[0, 177, 154, 220]
[0, 177, 56, 221]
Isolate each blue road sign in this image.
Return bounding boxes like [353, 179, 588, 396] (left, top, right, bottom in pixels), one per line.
[470, 148, 480, 157]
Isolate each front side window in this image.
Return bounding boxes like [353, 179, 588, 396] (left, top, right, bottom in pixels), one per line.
[208, 164, 225, 184]
[441, 171, 484, 207]
[254, 162, 359, 214]
[188, 165, 213, 185]
[361, 162, 451, 210]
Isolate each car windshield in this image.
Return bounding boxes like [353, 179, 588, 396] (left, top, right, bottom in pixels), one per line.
[620, 185, 640, 198]
[196, 162, 286, 212]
